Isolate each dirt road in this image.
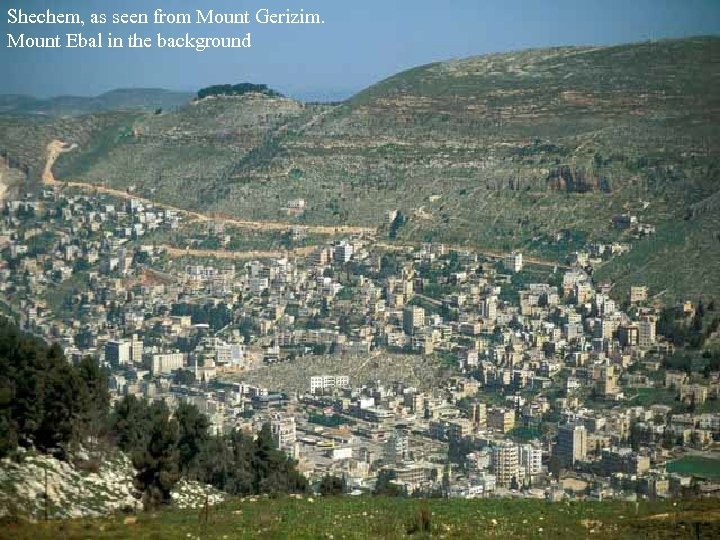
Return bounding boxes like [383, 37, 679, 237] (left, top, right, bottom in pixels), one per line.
[375, 241, 567, 269]
[43, 140, 568, 269]
[163, 245, 316, 260]
[42, 140, 376, 236]
[0, 156, 18, 203]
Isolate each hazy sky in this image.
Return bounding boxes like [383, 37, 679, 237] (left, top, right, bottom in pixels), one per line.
[2, 0, 719, 100]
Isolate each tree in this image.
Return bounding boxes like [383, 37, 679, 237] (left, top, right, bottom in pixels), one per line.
[448, 437, 474, 467]
[195, 435, 234, 491]
[76, 356, 109, 442]
[549, 453, 562, 480]
[36, 347, 89, 457]
[175, 403, 209, 477]
[110, 395, 151, 454]
[374, 469, 404, 497]
[389, 211, 406, 240]
[172, 368, 195, 386]
[110, 396, 180, 506]
[197, 83, 282, 100]
[228, 429, 255, 494]
[319, 474, 346, 496]
[0, 321, 103, 459]
[133, 406, 180, 508]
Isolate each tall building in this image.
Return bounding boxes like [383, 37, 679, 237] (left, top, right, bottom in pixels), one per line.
[403, 305, 425, 336]
[129, 336, 143, 364]
[518, 443, 543, 478]
[618, 323, 639, 347]
[469, 401, 487, 428]
[503, 252, 523, 273]
[333, 241, 354, 263]
[556, 424, 587, 467]
[598, 365, 619, 397]
[151, 352, 185, 374]
[384, 430, 409, 464]
[270, 414, 297, 456]
[105, 339, 131, 366]
[487, 408, 516, 433]
[595, 318, 615, 340]
[638, 315, 656, 348]
[479, 297, 497, 321]
[491, 441, 519, 487]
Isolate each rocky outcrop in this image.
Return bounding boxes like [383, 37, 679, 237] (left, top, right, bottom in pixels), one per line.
[0, 449, 227, 520]
[0, 450, 137, 519]
[546, 166, 609, 193]
[171, 479, 226, 510]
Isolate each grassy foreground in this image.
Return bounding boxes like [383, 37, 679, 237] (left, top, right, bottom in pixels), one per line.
[2, 496, 720, 539]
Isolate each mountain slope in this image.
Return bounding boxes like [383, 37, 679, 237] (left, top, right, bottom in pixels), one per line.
[1, 37, 718, 301]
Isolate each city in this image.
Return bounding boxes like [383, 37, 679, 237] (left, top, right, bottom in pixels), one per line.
[1, 177, 717, 502]
[1, 8, 719, 534]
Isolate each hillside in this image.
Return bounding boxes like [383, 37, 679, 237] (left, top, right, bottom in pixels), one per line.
[4, 496, 720, 539]
[0, 89, 192, 117]
[1, 37, 718, 301]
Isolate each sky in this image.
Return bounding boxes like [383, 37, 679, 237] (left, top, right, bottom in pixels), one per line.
[1, 0, 719, 100]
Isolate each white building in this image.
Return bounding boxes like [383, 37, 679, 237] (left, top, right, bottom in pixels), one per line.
[105, 339, 131, 366]
[333, 241, 354, 263]
[503, 252, 523, 273]
[151, 352, 185, 374]
[310, 374, 350, 393]
[518, 443, 542, 478]
[638, 315, 656, 348]
[270, 414, 297, 456]
[491, 441, 519, 487]
[215, 342, 245, 367]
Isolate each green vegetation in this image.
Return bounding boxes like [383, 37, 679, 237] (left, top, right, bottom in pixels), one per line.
[110, 396, 308, 507]
[627, 387, 677, 408]
[666, 456, 720, 479]
[0, 319, 108, 459]
[1, 37, 719, 303]
[595, 213, 720, 305]
[170, 303, 234, 332]
[308, 413, 351, 427]
[6, 496, 720, 539]
[656, 302, 720, 350]
[196, 83, 282, 100]
[507, 426, 542, 442]
[0, 321, 307, 510]
[44, 273, 91, 321]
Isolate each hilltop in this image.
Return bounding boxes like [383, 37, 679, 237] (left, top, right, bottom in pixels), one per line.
[0, 37, 718, 301]
[0, 89, 192, 117]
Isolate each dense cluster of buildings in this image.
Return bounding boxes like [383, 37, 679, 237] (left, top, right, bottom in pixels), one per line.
[1, 187, 718, 499]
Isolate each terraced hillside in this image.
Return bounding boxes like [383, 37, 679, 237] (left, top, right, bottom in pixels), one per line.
[0, 112, 137, 179]
[52, 95, 332, 218]
[1, 37, 718, 301]
[287, 38, 719, 251]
